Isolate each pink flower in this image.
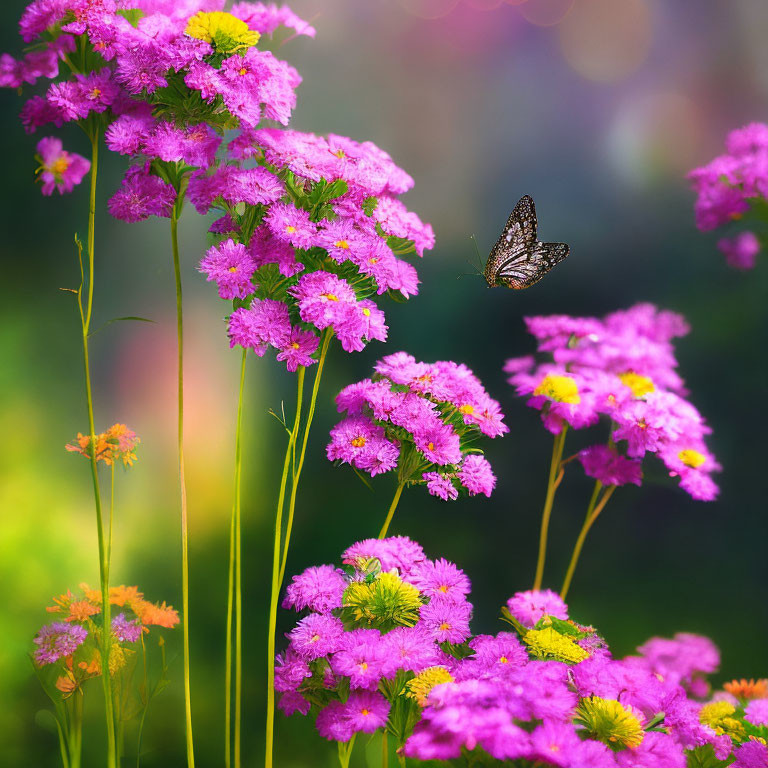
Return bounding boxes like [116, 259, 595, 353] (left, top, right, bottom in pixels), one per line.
[578, 445, 642, 487]
[35, 136, 90, 196]
[718, 231, 760, 270]
[276, 327, 319, 372]
[199, 239, 257, 300]
[506, 589, 568, 628]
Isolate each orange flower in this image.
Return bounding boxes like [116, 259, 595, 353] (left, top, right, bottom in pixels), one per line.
[134, 599, 180, 629]
[724, 679, 768, 700]
[66, 599, 101, 622]
[65, 424, 140, 467]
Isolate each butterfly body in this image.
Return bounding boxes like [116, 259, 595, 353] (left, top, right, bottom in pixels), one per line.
[485, 195, 569, 289]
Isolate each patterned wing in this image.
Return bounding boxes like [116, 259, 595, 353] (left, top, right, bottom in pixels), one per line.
[484, 195, 538, 287]
[497, 241, 569, 290]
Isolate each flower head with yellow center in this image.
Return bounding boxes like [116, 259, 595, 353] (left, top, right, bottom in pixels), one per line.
[405, 667, 454, 706]
[341, 570, 424, 632]
[533, 374, 581, 404]
[678, 448, 707, 469]
[619, 371, 655, 398]
[185, 11, 260, 53]
[523, 626, 589, 664]
[575, 696, 645, 750]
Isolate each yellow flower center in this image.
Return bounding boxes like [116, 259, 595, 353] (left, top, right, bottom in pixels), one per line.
[405, 666, 454, 706]
[310, 634, 320, 643]
[335, 239, 350, 249]
[576, 696, 644, 749]
[89, 87, 101, 99]
[619, 371, 655, 398]
[361, 708, 370, 716]
[290, 342, 300, 350]
[523, 627, 589, 664]
[427, 442, 435, 451]
[362, 308, 371, 317]
[369, 257, 379, 264]
[228, 266, 238, 273]
[439, 622, 451, 631]
[350, 436, 366, 448]
[285, 225, 296, 234]
[678, 449, 706, 468]
[185, 11, 260, 52]
[49, 156, 71, 177]
[360, 662, 368, 671]
[533, 374, 580, 404]
[238, 67, 248, 76]
[459, 404, 474, 415]
[321, 292, 338, 302]
[438, 585, 449, 593]
[499, 656, 508, 664]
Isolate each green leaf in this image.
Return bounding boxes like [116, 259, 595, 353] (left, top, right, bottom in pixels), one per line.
[362, 196, 379, 217]
[686, 744, 731, 768]
[88, 316, 156, 338]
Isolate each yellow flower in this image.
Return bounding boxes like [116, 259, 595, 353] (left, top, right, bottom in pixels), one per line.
[533, 374, 580, 404]
[523, 626, 589, 664]
[619, 372, 655, 398]
[342, 571, 423, 630]
[576, 696, 645, 749]
[405, 667, 454, 706]
[185, 11, 260, 52]
[699, 701, 745, 738]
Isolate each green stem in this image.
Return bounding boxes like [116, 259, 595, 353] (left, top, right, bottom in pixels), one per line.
[382, 730, 388, 768]
[108, 463, 114, 566]
[78, 131, 116, 768]
[234, 350, 248, 768]
[70, 693, 83, 768]
[560, 483, 616, 600]
[277, 330, 333, 587]
[265, 368, 305, 768]
[378, 482, 406, 540]
[136, 634, 148, 768]
[532, 427, 568, 591]
[171, 206, 195, 768]
[337, 735, 357, 768]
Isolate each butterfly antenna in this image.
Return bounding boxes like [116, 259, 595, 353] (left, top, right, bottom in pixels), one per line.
[467, 234, 484, 276]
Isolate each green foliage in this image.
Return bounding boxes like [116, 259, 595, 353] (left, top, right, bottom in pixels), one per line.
[686, 744, 733, 768]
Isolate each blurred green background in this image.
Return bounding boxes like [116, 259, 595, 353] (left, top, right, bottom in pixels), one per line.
[1, 0, 767, 765]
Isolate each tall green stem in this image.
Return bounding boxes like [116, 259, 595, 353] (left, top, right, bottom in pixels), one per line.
[78, 132, 116, 768]
[277, 330, 333, 587]
[533, 427, 568, 591]
[337, 735, 356, 768]
[265, 368, 305, 768]
[170, 207, 195, 768]
[560, 483, 616, 600]
[225, 349, 247, 768]
[378, 482, 406, 540]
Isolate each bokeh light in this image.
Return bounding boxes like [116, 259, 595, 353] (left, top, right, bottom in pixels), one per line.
[518, 0, 574, 27]
[559, 0, 651, 83]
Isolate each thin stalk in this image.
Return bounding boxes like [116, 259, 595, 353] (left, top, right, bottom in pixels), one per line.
[170, 207, 195, 768]
[78, 131, 116, 768]
[378, 482, 406, 540]
[560, 484, 616, 600]
[265, 368, 305, 768]
[532, 427, 568, 591]
[70, 693, 83, 768]
[136, 634, 148, 768]
[337, 735, 357, 768]
[277, 330, 333, 586]
[382, 730, 388, 768]
[108, 463, 114, 565]
[232, 350, 248, 768]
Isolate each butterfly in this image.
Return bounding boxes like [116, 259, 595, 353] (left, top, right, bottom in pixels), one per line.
[484, 195, 569, 289]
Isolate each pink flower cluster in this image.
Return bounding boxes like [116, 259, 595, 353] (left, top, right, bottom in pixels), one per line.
[688, 122, 768, 270]
[505, 304, 720, 500]
[279, 543, 768, 767]
[1, 0, 312, 203]
[327, 352, 507, 499]
[277, 537, 473, 739]
[196, 129, 434, 368]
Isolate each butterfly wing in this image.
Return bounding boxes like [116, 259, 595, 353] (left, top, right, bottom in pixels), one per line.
[484, 195, 538, 286]
[497, 241, 569, 290]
